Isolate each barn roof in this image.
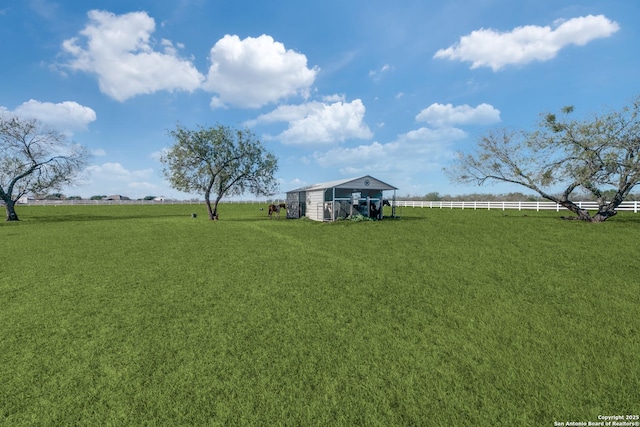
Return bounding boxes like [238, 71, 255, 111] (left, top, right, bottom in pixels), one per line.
[287, 175, 397, 192]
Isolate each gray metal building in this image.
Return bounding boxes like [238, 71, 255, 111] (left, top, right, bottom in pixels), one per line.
[285, 175, 397, 221]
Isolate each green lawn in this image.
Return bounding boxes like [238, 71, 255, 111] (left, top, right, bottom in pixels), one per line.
[1, 204, 639, 426]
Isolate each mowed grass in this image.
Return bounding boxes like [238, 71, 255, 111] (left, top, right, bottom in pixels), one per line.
[1, 203, 639, 426]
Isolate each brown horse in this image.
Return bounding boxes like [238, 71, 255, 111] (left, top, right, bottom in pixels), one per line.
[268, 203, 286, 219]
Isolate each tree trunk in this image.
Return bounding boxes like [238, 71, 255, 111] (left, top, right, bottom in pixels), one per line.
[211, 196, 222, 220]
[592, 209, 617, 223]
[558, 201, 594, 222]
[589, 193, 627, 222]
[561, 206, 617, 222]
[204, 192, 215, 220]
[5, 200, 19, 221]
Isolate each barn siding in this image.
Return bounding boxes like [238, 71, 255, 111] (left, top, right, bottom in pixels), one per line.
[306, 190, 324, 221]
[285, 175, 397, 222]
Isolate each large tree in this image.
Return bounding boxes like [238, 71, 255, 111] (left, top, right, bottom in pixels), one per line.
[161, 124, 278, 220]
[448, 96, 640, 222]
[0, 114, 90, 221]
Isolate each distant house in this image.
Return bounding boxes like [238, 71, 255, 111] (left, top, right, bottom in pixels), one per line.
[17, 195, 35, 204]
[104, 195, 130, 201]
[285, 175, 397, 222]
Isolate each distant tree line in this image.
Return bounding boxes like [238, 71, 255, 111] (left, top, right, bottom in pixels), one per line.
[399, 191, 640, 202]
[26, 194, 155, 201]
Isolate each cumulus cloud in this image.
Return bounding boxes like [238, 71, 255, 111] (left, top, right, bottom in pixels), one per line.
[85, 162, 154, 181]
[203, 34, 318, 108]
[12, 99, 96, 133]
[61, 10, 204, 101]
[312, 127, 467, 175]
[251, 99, 373, 145]
[59, 11, 318, 107]
[434, 14, 619, 70]
[416, 103, 501, 128]
[80, 162, 161, 198]
[307, 100, 500, 185]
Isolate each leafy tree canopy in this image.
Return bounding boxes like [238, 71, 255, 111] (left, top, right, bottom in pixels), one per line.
[0, 114, 90, 221]
[447, 96, 640, 222]
[161, 124, 278, 220]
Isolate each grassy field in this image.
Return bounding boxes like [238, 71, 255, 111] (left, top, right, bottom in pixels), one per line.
[1, 203, 639, 426]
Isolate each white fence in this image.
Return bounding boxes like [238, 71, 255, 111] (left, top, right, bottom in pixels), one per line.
[10, 198, 640, 213]
[393, 200, 640, 213]
[12, 199, 285, 206]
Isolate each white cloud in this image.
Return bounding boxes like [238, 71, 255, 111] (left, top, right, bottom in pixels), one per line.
[62, 10, 204, 101]
[85, 162, 154, 182]
[416, 103, 500, 128]
[92, 148, 107, 156]
[150, 148, 169, 161]
[80, 162, 158, 198]
[209, 97, 227, 110]
[11, 99, 96, 133]
[369, 64, 393, 81]
[312, 127, 467, 175]
[322, 94, 346, 103]
[203, 34, 318, 108]
[434, 14, 619, 70]
[253, 99, 373, 145]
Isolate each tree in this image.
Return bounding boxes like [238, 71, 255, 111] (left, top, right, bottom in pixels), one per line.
[0, 114, 90, 221]
[44, 193, 65, 200]
[161, 124, 278, 220]
[447, 96, 640, 222]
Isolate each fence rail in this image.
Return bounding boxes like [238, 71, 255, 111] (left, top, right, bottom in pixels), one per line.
[8, 198, 640, 213]
[393, 200, 640, 213]
[12, 199, 285, 206]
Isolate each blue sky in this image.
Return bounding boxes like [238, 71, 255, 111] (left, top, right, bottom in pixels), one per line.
[1, 0, 638, 199]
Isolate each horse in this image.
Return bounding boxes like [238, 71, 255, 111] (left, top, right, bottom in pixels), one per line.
[268, 203, 286, 219]
[370, 199, 391, 219]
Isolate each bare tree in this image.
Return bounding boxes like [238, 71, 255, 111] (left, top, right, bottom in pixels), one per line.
[161, 124, 278, 220]
[0, 114, 90, 221]
[447, 96, 640, 222]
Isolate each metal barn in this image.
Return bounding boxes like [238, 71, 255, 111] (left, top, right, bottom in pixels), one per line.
[285, 175, 398, 221]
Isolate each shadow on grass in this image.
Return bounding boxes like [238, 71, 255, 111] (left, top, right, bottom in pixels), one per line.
[497, 211, 640, 223]
[20, 214, 290, 223]
[14, 210, 640, 224]
[20, 214, 185, 223]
